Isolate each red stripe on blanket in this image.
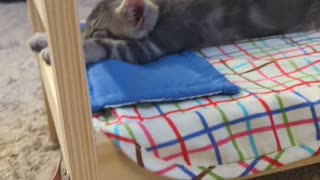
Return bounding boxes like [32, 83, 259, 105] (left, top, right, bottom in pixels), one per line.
[161, 118, 317, 161]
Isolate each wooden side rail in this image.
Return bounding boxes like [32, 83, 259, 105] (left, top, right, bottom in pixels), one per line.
[27, 0, 100, 179]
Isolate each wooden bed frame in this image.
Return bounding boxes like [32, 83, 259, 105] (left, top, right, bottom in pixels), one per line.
[26, 0, 320, 179]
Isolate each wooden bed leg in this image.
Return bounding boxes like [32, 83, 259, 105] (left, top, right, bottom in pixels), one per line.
[27, 0, 44, 33]
[27, 0, 58, 144]
[33, 0, 100, 179]
[44, 90, 59, 143]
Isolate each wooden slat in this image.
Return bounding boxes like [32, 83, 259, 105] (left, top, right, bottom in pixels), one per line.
[27, 0, 57, 142]
[34, 0, 100, 179]
[27, 0, 44, 33]
[32, 0, 48, 32]
[44, 89, 58, 143]
[37, 56, 63, 146]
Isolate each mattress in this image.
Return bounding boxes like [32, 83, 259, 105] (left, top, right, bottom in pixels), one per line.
[93, 31, 320, 180]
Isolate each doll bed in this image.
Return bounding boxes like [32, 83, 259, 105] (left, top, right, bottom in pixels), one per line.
[93, 31, 320, 179]
[27, 0, 320, 180]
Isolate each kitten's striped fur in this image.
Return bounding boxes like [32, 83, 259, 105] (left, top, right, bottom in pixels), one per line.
[29, 0, 320, 64]
[85, 38, 163, 64]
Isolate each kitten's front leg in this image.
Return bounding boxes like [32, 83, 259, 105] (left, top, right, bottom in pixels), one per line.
[28, 34, 165, 64]
[28, 32, 48, 52]
[28, 32, 51, 64]
[84, 38, 164, 64]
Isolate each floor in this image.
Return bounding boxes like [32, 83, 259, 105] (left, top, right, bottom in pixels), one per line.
[0, 1, 319, 180]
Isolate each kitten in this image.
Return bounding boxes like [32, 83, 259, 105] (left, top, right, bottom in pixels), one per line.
[29, 0, 320, 65]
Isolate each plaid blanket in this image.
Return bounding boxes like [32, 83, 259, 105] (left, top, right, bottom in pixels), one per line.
[93, 31, 320, 179]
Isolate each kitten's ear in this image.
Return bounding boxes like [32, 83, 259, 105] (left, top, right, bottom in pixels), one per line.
[117, 0, 145, 27]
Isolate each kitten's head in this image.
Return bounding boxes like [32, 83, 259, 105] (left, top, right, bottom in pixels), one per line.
[83, 0, 159, 40]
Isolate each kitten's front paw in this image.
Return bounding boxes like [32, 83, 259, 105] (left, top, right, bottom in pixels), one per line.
[28, 32, 48, 52]
[41, 48, 51, 65]
[83, 39, 108, 64]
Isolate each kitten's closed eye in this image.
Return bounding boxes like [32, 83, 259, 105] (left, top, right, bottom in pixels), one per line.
[89, 29, 118, 39]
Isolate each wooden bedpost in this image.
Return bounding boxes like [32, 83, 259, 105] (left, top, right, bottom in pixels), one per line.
[27, 0, 58, 144]
[27, 0, 100, 179]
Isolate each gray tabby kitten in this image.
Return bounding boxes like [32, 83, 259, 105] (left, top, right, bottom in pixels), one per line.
[29, 0, 320, 64]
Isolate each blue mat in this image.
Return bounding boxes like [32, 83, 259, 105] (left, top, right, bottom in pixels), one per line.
[87, 51, 240, 112]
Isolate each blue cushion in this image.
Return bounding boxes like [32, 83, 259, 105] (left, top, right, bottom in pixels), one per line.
[87, 51, 240, 112]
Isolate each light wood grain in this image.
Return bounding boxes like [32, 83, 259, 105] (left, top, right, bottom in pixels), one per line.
[37, 55, 66, 149]
[27, 0, 44, 32]
[28, 0, 73, 171]
[43, 80, 58, 143]
[37, 57, 171, 180]
[27, 0, 58, 143]
[33, 0, 48, 32]
[28, 0, 100, 179]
